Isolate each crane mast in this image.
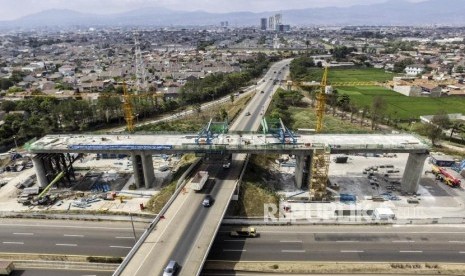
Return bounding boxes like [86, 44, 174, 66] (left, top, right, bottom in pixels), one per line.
[316, 66, 329, 133]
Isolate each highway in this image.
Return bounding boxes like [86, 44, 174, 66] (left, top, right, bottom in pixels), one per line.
[0, 219, 146, 257]
[118, 59, 292, 275]
[207, 225, 465, 263]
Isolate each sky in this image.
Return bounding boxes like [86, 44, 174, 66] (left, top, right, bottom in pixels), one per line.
[0, 0, 428, 21]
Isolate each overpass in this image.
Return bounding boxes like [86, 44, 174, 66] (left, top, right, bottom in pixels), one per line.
[27, 59, 430, 275]
[29, 132, 428, 193]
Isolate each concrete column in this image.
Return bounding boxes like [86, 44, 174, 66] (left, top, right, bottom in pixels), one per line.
[32, 155, 48, 188]
[131, 153, 144, 189]
[401, 153, 428, 193]
[141, 154, 155, 189]
[295, 154, 305, 189]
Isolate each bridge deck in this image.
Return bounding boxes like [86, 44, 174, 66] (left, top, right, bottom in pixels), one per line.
[29, 133, 429, 154]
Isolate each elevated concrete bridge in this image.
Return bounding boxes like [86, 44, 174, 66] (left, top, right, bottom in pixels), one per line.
[30, 132, 429, 193]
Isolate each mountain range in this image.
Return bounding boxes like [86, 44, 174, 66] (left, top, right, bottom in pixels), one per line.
[1, 0, 465, 28]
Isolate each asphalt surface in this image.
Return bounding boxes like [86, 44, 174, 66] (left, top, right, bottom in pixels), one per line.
[11, 269, 111, 276]
[0, 219, 147, 257]
[207, 225, 465, 263]
[119, 59, 292, 275]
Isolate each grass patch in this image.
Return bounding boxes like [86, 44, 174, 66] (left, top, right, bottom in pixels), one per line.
[299, 67, 465, 120]
[135, 93, 253, 132]
[146, 154, 196, 213]
[227, 155, 280, 217]
[87, 256, 123, 263]
[302, 67, 395, 83]
[291, 105, 373, 134]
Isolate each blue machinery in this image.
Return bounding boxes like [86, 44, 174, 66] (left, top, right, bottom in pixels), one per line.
[195, 119, 228, 145]
[261, 117, 297, 144]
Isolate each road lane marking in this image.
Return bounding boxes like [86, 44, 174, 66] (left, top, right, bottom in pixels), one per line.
[3, 242, 24, 245]
[56, 243, 77, 247]
[134, 188, 192, 275]
[459, 252, 465, 254]
[64, 234, 84, 237]
[392, 240, 415, 243]
[340, 250, 364, 253]
[336, 241, 360, 243]
[449, 241, 465, 243]
[224, 239, 246, 242]
[115, 236, 134, 239]
[280, 240, 303, 243]
[282, 250, 306, 253]
[110, 246, 132, 249]
[2, 223, 144, 231]
[13, 233, 33, 235]
[399, 250, 423, 253]
[223, 249, 246, 252]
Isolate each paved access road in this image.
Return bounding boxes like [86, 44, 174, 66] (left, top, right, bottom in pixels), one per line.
[11, 269, 111, 276]
[208, 225, 465, 263]
[0, 219, 147, 257]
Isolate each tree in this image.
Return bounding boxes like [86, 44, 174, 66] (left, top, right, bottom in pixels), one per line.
[1, 101, 17, 113]
[456, 65, 464, 74]
[393, 58, 414, 73]
[370, 96, 387, 130]
[418, 111, 451, 146]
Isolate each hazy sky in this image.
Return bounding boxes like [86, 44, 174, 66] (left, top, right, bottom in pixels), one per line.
[0, 0, 428, 20]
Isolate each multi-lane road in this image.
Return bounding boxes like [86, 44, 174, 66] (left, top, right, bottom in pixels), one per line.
[208, 225, 465, 263]
[0, 219, 146, 257]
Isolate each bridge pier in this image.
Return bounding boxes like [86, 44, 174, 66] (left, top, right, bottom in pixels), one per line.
[131, 153, 155, 189]
[142, 153, 155, 188]
[32, 154, 48, 188]
[295, 153, 312, 189]
[401, 153, 428, 193]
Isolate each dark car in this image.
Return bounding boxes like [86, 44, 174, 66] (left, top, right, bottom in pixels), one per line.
[202, 195, 214, 207]
[163, 260, 179, 276]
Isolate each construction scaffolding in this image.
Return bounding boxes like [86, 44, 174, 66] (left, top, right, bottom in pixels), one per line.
[310, 146, 330, 201]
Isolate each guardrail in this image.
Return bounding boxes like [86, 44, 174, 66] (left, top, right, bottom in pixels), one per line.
[112, 158, 202, 276]
[194, 154, 249, 276]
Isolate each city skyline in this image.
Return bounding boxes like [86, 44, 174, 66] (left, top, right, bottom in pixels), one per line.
[0, 0, 428, 21]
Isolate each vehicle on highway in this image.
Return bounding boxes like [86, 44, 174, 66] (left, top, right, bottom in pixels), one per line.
[229, 227, 258, 238]
[190, 171, 209, 191]
[245, 111, 251, 116]
[163, 260, 179, 276]
[260, 90, 264, 93]
[202, 195, 214, 207]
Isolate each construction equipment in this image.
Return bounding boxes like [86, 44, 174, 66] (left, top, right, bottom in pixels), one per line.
[122, 82, 135, 132]
[432, 165, 461, 187]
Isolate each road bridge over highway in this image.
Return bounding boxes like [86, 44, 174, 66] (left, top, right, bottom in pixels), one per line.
[26, 59, 430, 275]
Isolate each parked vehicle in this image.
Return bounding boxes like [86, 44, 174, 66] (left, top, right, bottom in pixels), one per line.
[432, 165, 461, 187]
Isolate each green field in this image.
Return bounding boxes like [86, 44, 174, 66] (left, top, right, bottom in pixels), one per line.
[304, 67, 395, 83]
[300, 67, 465, 120]
[336, 86, 465, 119]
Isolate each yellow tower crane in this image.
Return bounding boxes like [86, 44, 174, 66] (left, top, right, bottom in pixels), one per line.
[122, 82, 135, 132]
[310, 66, 330, 201]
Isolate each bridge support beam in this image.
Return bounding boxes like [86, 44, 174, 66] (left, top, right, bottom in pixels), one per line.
[141, 154, 155, 189]
[295, 153, 312, 189]
[401, 153, 428, 193]
[131, 154, 144, 189]
[32, 154, 48, 188]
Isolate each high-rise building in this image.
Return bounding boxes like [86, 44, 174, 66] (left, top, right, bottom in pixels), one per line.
[260, 18, 267, 30]
[275, 13, 282, 26]
[268, 16, 275, 30]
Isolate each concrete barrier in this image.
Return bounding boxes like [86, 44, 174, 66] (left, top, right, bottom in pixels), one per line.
[113, 157, 202, 276]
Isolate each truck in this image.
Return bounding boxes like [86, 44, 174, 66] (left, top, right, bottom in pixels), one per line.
[229, 227, 258, 238]
[190, 171, 209, 191]
[373, 207, 395, 220]
[432, 165, 461, 187]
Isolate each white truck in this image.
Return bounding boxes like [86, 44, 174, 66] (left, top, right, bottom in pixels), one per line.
[190, 171, 209, 191]
[373, 207, 395, 220]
